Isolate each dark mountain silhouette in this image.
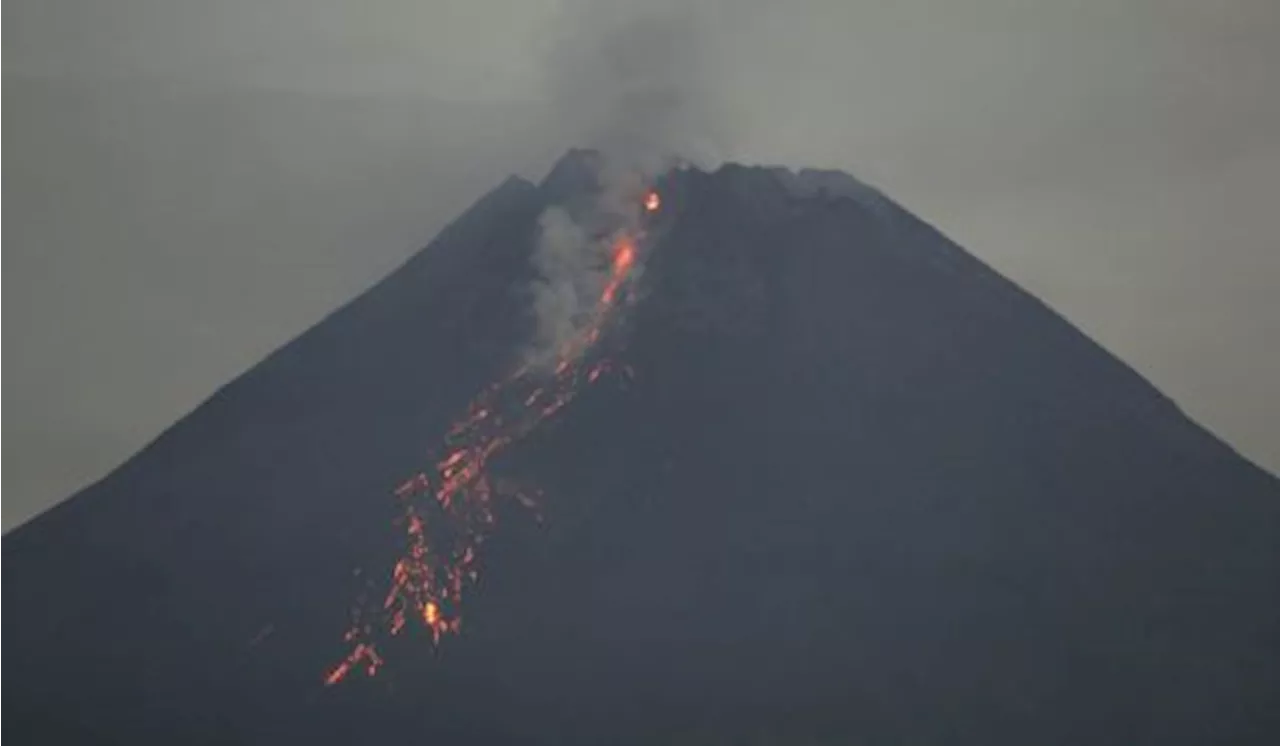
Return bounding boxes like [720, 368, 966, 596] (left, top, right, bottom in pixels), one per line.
[5, 150, 1278, 745]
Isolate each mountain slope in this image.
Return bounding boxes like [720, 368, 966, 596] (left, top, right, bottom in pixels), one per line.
[5, 152, 1278, 745]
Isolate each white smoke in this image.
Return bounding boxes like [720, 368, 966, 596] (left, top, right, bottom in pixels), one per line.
[541, 1, 731, 170]
[524, 2, 735, 366]
[529, 206, 593, 360]
[526, 159, 649, 366]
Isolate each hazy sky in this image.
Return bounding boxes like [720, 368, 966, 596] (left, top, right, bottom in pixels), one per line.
[4, 0, 1278, 529]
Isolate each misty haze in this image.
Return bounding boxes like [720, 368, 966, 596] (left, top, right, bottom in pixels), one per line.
[4, 1, 1279, 744]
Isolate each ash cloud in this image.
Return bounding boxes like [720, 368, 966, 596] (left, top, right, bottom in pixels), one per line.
[529, 206, 592, 360]
[542, 0, 732, 170]
[525, 2, 730, 363]
[525, 166, 648, 367]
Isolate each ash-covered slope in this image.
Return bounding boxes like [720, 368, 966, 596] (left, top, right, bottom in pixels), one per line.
[5, 151, 1278, 745]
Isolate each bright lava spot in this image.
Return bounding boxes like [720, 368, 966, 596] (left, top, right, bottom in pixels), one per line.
[325, 215, 649, 685]
[644, 190, 661, 212]
[613, 239, 635, 271]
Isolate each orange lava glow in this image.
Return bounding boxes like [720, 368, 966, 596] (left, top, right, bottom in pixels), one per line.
[325, 200, 651, 686]
[644, 190, 661, 212]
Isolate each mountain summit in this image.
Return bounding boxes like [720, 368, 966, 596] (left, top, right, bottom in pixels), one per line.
[6, 151, 1278, 745]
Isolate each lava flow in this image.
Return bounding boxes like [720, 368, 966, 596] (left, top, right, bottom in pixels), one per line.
[325, 195, 654, 686]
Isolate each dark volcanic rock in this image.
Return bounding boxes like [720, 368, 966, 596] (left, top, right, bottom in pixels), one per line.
[5, 152, 1279, 745]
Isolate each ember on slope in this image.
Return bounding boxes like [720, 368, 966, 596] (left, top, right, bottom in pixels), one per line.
[644, 190, 661, 213]
[325, 192, 656, 686]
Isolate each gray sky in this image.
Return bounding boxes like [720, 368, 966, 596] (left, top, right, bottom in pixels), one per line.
[4, 0, 1278, 530]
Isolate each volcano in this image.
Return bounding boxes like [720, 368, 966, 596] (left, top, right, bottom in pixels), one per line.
[5, 150, 1279, 745]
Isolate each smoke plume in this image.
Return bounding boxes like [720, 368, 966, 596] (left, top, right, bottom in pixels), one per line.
[529, 206, 592, 360]
[526, 163, 649, 367]
[543, 1, 729, 170]
[525, 2, 730, 364]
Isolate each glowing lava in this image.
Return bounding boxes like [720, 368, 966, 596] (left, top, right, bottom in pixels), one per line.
[325, 196, 653, 686]
[644, 190, 661, 212]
